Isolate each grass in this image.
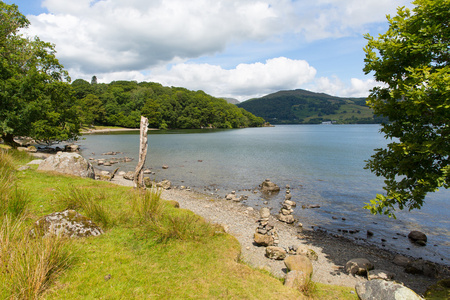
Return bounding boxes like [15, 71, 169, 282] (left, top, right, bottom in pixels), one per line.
[0, 149, 361, 299]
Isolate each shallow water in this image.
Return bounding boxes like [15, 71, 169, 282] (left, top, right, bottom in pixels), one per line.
[78, 125, 449, 264]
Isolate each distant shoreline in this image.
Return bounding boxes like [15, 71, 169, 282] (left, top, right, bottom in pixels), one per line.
[81, 128, 159, 134]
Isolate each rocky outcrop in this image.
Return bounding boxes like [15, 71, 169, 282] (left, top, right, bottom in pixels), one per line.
[260, 179, 280, 193]
[345, 258, 374, 276]
[37, 152, 95, 179]
[30, 210, 103, 238]
[253, 207, 279, 246]
[355, 279, 424, 300]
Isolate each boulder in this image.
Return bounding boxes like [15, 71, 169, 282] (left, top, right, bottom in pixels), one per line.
[265, 246, 287, 260]
[355, 279, 424, 300]
[30, 210, 103, 238]
[37, 152, 95, 179]
[345, 258, 374, 276]
[368, 269, 395, 281]
[254, 232, 275, 246]
[27, 159, 45, 165]
[261, 179, 280, 193]
[123, 171, 135, 180]
[405, 259, 439, 278]
[156, 180, 172, 190]
[64, 144, 79, 152]
[296, 246, 318, 261]
[284, 270, 309, 289]
[392, 255, 411, 267]
[408, 230, 427, 246]
[284, 255, 313, 278]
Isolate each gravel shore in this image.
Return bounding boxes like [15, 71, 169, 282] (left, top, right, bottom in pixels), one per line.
[111, 176, 447, 295]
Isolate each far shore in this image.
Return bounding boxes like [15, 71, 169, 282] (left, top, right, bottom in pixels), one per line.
[81, 127, 160, 134]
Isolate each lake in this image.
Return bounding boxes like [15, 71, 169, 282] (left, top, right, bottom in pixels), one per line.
[78, 124, 449, 264]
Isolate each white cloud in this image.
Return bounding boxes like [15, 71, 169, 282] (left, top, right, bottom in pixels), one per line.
[146, 57, 317, 101]
[313, 76, 380, 98]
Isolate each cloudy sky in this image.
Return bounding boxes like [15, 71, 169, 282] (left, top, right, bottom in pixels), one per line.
[12, 0, 412, 101]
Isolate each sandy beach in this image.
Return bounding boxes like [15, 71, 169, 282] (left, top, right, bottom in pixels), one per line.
[111, 175, 448, 295]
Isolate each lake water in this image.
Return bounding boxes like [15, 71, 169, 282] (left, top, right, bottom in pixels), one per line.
[77, 125, 449, 264]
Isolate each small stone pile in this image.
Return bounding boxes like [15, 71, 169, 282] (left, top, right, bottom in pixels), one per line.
[254, 207, 279, 246]
[278, 185, 296, 224]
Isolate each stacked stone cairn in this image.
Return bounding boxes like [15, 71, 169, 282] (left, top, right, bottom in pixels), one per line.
[253, 207, 279, 247]
[278, 185, 296, 224]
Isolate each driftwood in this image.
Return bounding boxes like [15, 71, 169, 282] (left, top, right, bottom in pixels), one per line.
[133, 116, 149, 189]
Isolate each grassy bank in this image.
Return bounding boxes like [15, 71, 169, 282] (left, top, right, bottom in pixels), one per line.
[0, 149, 358, 299]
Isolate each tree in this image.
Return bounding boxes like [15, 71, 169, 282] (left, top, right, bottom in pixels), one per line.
[0, 2, 79, 146]
[363, 0, 449, 217]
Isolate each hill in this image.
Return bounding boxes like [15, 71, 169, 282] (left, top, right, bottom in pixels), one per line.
[237, 89, 387, 124]
[71, 80, 264, 129]
[220, 97, 240, 104]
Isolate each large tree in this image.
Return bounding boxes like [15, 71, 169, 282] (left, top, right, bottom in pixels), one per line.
[363, 0, 449, 217]
[0, 2, 79, 146]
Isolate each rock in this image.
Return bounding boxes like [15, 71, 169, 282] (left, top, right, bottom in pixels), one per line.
[424, 278, 450, 300]
[265, 246, 287, 260]
[368, 269, 395, 281]
[123, 171, 134, 180]
[405, 259, 439, 278]
[162, 165, 169, 169]
[143, 168, 152, 174]
[296, 246, 318, 261]
[254, 232, 275, 246]
[284, 255, 313, 278]
[260, 207, 271, 219]
[284, 270, 309, 289]
[30, 210, 103, 238]
[37, 152, 95, 179]
[408, 230, 427, 245]
[27, 145, 37, 153]
[118, 171, 126, 176]
[284, 200, 296, 207]
[27, 159, 44, 165]
[278, 213, 295, 224]
[17, 165, 31, 171]
[392, 255, 411, 267]
[355, 279, 424, 300]
[261, 179, 280, 193]
[345, 258, 374, 276]
[156, 180, 171, 190]
[64, 144, 79, 152]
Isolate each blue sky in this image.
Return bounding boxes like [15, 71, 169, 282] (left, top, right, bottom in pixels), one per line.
[11, 0, 412, 101]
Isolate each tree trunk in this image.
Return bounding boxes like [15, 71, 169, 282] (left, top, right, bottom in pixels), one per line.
[1, 133, 20, 148]
[134, 116, 149, 189]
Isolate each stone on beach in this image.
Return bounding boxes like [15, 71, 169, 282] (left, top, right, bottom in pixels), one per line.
[355, 279, 424, 300]
[408, 230, 427, 246]
[284, 255, 313, 278]
[265, 246, 287, 260]
[345, 258, 374, 276]
[260, 179, 280, 193]
[284, 270, 310, 290]
[367, 269, 395, 281]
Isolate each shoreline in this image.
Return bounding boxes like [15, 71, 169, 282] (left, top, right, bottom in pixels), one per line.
[81, 128, 159, 134]
[109, 175, 448, 294]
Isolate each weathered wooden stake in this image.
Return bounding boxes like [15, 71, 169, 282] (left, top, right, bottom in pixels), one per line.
[134, 116, 149, 189]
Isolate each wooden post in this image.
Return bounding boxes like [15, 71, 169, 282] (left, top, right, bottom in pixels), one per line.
[134, 116, 149, 189]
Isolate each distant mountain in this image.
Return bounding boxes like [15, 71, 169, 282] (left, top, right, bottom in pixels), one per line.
[237, 89, 387, 124]
[221, 97, 240, 104]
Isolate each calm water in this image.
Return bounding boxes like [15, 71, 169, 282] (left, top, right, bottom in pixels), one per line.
[78, 125, 449, 264]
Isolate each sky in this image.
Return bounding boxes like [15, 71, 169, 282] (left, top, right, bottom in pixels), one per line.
[10, 0, 413, 101]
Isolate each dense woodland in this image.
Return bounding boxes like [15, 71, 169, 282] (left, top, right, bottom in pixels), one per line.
[71, 78, 265, 129]
[237, 89, 387, 124]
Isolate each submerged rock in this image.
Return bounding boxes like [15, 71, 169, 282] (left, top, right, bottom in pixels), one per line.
[261, 179, 280, 193]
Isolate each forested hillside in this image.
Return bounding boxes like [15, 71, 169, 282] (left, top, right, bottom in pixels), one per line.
[72, 79, 264, 129]
[237, 89, 387, 124]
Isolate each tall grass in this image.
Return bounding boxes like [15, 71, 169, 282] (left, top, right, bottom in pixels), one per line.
[131, 188, 223, 242]
[57, 185, 113, 229]
[0, 150, 75, 299]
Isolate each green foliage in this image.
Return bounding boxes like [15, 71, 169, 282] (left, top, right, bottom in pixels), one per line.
[363, 0, 449, 216]
[0, 2, 80, 146]
[72, 80, 265, 129]
[237, 89, 382, 124]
